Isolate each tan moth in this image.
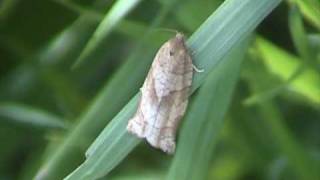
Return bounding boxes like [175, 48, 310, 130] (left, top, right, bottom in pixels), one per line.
[127, 33, 201, 154]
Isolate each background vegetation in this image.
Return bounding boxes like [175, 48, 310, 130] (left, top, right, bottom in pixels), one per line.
[0, 0, 319, 179]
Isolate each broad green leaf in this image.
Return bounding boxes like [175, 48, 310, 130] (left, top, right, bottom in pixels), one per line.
[110, 172, 164, 180]
[50, 0, 103, 21]
[65, 0, 281, 179]
[35, 45, 159, 180]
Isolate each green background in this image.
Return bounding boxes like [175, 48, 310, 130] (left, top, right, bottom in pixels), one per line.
[0, 0, 319, 179]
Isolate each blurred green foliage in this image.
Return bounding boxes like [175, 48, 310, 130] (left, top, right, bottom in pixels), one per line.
[0, 0, 319, 180]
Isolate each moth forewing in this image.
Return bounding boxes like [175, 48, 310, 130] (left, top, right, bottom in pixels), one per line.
[127, 33, 193, 154]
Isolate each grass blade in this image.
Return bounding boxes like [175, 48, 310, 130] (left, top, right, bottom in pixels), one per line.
[242, 59, 319, 179]
[35, 1, 183, 179]
[258, 102, 319, 179]
[0, 102, 66, 129]
[72, 0, 141, 68]
[292, 0, 320, 30]
[289, 4, 317, 69]
[167, 38, 249, 180]
[255, 37, 320, 104]
[65, 0, 282, 179]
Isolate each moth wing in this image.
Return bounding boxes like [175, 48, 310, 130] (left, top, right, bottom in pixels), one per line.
[152, 56, 193, 99]
[127, 70, 159, 138]
[127, 33, 194, 154]
[145, 58, 193, 154]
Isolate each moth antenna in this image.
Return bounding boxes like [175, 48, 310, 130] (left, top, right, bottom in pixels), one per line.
[154, 28, 180, 35]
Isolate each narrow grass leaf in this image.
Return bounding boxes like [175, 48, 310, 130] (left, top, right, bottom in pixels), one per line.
[289, 4, 316, 67]
[0, 103, 66, 129]
[36, 1, 183, 179]
[72, 0, 141, 68]
[39, 0, 115, 66]
[116, 20, 174, 47]
[292, 0, 320, 30]
[65, 96, 141, 180]
[65, 0, 281, 179]
[187, 0, 281, 92]
[35, 47, 158, 180]
[258, 102, 319, 179]
[167, 38, 249, 180]
[242, 63, 319, 179]
[167, 0, 222, 31]
[308, 34, 320, 60]
[255, 37, 320, 104]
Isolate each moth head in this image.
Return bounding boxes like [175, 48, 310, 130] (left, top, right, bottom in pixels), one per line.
[175, 33, 185, 42]
[167, 33, 187, 59]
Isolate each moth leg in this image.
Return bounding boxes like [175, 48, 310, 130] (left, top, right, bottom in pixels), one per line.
[192, 64, 204, 73]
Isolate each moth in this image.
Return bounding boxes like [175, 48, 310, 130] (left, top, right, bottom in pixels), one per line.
[127, 33, 200, 154]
